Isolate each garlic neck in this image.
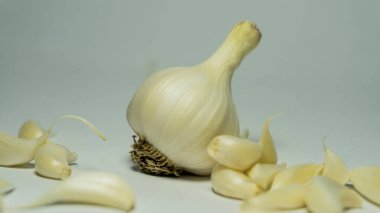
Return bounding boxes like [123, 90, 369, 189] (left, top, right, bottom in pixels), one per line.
[203, 21, 261, 76]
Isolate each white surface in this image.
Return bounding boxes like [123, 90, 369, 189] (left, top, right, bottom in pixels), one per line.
[1, 0, 380, 212]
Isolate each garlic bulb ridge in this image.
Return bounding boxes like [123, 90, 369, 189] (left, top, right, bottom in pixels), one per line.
[127, 21, 261, 176]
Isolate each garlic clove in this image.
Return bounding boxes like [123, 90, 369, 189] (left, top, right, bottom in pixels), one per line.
[258, 116, 278, 164]
[207, 135, 262, 171]
[246, 162, 286, 190]
[305, 176, 362, 213]
[211, 163, 261, 199]
[0, 131, 49, 166]
[271, 163, 323, 190]
[24, 171, 135, 212]
[349, 166, 380, 205]
[241, 183, 305, 211]
[34, 143, 77, 180]
[321, 146, 349, 185]
[127, 21, 261, 176]
[18, 120, 45, 140]
[0, 178, 15, 194]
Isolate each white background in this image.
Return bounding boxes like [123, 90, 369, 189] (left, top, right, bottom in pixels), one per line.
[0, 0, 379, 212]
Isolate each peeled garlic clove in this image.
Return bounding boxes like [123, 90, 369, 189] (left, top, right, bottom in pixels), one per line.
[211, 163, 261, 199]
[258, 116, 277, 164]
[207, 135, 262, 171]
[127, 21, 261, 176]
[0, 178, 15, 194]
[321, 146, 349, 185]
[246, 163, 286, 190]
[241, 184, 305, 211]
[0, 131, 49, 166]
[34, 143, 77, 180]
[18, 120, 45, 140]
[24, 171, 135, 212]
[271, 164, 323, 190]
[305, 176, 362, 213]
[349, 166, 380, 205]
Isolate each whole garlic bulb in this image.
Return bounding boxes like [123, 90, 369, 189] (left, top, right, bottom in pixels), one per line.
[127, 21, 261, 176]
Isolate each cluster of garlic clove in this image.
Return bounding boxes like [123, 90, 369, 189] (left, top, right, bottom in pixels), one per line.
[207, 116, 380, 213]
[127, 21, 262, 176]
[0, 115, 106, 180]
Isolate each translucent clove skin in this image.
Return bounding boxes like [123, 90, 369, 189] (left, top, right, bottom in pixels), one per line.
[349, 166, 380, 205]
[211, 163, 261, 199]
[258, 116, 277, 164]
[34, 143, 77, 180]
[18, 120, 45, 140]
[0, 132, 48, 166]
[26, 171, 135, 212]
[241, 183, 305, 211]
[0, 178, 15, 194]
[208, 135, 262, 171]
[246, 163, 286, 190]
[305, 176, 362, 213]
[321, 146, 349, 185]
[271, 164, 323, 190]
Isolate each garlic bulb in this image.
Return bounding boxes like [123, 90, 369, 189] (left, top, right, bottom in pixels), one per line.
[127, 21, 261, 176]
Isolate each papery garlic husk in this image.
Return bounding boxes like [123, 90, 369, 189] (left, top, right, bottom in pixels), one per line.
[305, 176, 362, 213]
[241, 183, 305, 211]
[349, 166, 380, 205]
[0, 131, 49, 166]
[0, 178, 15, 194]
[258, 116, 278, 164]
[127, 21, 261, 175]
[246, 162, 286, 190]
[18, 120, 45, 140]
[22, 171, 135, 212]
[34, 143, 77, 180]
[321, 146, 349, 185]
[207, 135, 262, 171]
[211, 163, 261, 199]
[271, 163, 323, 190]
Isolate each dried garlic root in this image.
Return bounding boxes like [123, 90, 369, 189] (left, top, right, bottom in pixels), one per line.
[305, 176, 362, 213]
[208, 135, 262, 171]
[211, 163, 260, 199]
[349, 166, 380, 205]
[246, 163, 286, 190]
[258, 116, 278, 164]
[271, 163, 323, 190]
[321, 145, 349, 185]
[20, 171, 135, 212]
[34, 143, 77, 180]
[0, 178, 14, 194]
[18, 120, 46, 140]
[241, 183, 305, 211]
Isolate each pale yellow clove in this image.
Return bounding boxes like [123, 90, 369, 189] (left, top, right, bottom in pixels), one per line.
[21, 171, 135, 212]
[18, 120, 45, 140]
[241, 183, 305, 211]
[258, 116, 277, 164]
[211, 163, 261, 199]
[305, 176, 362, 213]
[246, 163, 286, 190]
[208, 135, 262, 171]
[349, 166, 380, 205]
[271, 163, 323, 190]
[34, 143, 77, 180]
[321, 146, 349, 185]
[0, 132, 49, 166]
[0, 177, 15, 194]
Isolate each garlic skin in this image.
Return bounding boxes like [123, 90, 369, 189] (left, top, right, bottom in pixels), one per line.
[18, 120, 45, 140]
[349, 166, 380, 205]
[127, 21, 261, 175]
[24, 171, 135, 212]
[246, 163, 286, 190]
[321, 146, 348, 185]
[34, 143, 77, 180]
[0, 132, 49, 166]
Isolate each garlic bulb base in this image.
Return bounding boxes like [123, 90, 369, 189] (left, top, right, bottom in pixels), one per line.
[130, 136, 182, 176]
